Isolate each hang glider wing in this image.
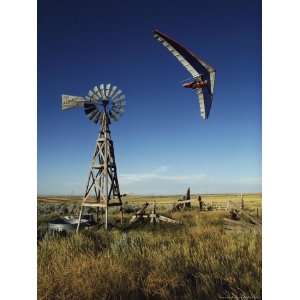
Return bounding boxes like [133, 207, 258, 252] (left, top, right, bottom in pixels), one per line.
[196, 88, 213, 120]
[153, 30, 216, 95]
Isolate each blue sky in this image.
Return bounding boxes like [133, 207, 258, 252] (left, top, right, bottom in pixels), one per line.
[38, 0, 261, 195]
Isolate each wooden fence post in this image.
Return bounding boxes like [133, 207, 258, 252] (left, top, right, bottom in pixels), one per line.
[198, 195, 203, 211]
[241, 193, 244, 210]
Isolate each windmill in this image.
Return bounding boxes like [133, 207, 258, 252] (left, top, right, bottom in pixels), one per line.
[61, 83, 126, 230]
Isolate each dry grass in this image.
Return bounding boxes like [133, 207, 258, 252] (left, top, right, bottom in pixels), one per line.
[38, 196, 261, 300]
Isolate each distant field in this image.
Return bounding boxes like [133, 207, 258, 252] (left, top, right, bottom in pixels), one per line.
[38, 193, 261, 208]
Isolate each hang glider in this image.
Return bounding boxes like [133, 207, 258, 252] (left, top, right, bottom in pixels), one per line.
[153, 29, 216, 120]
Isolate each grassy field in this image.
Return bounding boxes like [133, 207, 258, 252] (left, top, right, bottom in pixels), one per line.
[37, 194, 261, 300]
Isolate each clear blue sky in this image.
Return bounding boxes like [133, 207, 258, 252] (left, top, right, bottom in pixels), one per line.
[38, 0, 261, 195]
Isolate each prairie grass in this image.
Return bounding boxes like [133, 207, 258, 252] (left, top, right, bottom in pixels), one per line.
[38, 205, 261, 300]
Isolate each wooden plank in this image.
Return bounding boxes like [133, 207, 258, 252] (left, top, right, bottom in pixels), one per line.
[81, 203, 106, 207]
[129, 215, 138, 224]
[158, 215, 181, 224]
[177, 199, 192, 204]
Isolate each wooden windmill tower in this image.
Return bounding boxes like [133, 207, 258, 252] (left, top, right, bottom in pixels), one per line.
[61, 83, 126, 230]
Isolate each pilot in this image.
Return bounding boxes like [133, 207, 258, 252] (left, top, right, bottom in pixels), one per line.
[193, 77, 208, 89]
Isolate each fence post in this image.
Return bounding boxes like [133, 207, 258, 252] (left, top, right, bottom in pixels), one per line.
[241, 193, 244, 210]
[198, 195, 203, 211]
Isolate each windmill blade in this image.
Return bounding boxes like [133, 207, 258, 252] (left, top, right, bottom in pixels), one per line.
[93, 86, 102, 99]
[87, 111, 98, 121]
[112, 102, 125, 111]
[84, 102, 97, 119]
[118, 107, 125, 114]
[112, 103, 125, 111]
[112, 106, 124, 116]
[113, 101, 126, 109]
[111, 105, 121, 114]
[92, 88, 103, 104]
[84, 102, 98, 119]
[84, 102, 96, 111]
[113, 101, 126, 107]
[91, 111, 101, 123]
[85, 108, 98, 118]
[111, 89, 122, 100]
[88, 88, 99, 102]
[112, 94, 125, 103]
[111, 105, 122, 115]
[113, 99, 126, 106]
[105, 83, 111, 97]
[109, 85, 118, 98]
[61, 95, 85, 110]
[108, 111, 116, 121]
[110, 110, 120, 121]
[99, 84, 106, 99]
